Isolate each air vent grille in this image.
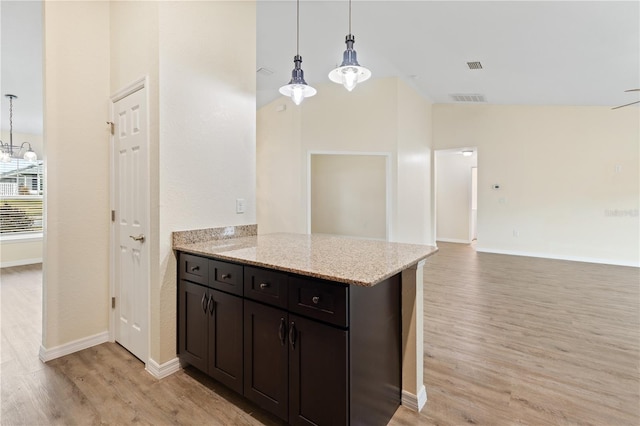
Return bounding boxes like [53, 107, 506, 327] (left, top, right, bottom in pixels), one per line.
[450, 94, 487, 103]
[467, 61, 483, 70]
[256, 67, 274, 76]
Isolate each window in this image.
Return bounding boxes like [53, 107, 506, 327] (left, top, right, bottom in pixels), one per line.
[0, 160, 43, 235]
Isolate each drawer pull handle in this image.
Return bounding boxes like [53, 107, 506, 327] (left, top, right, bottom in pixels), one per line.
[288, 321, 297, 350]
[201, 293, 208, 314]
[278, 318, 286, 346]
[312, 296, 320, 304]
[260, 282, 270, 290]
[190, 266, 200, 272]
[221, 274, 231, 280]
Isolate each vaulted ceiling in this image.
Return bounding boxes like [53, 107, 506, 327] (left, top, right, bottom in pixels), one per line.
[258, 1, 640, 109]
[2, 1, 639, 136]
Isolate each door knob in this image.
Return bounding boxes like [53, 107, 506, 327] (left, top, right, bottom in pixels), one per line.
[129, 234, 145, 243]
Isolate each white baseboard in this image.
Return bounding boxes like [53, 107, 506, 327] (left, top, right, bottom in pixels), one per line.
[146, 357, 181, 379]
[476, 247, 639, 268]
[401, 386, 427, 412]
[436, 238, 470, 244]
[1, 257, 43, 268]
[39, 331, 109, 362]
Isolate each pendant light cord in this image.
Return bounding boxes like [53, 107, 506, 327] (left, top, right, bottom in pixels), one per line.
[8, 96, 13, 148]
[349, 0, 352, 34]
[296, 0, 300, 55]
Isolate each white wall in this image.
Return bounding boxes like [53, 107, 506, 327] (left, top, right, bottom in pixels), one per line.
[42, 0, 111, 347]
[157, 1, 256, 363]
[433, 104, 639, 266]
[435, 150, 477, 243]
[257, 78, 434, 245]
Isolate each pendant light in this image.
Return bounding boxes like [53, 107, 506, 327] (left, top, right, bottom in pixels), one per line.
[279, 0, 316, 105]
[328, 0, 371, 91]
[0, 94, 38, 163]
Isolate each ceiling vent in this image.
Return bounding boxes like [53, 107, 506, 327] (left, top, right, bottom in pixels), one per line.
[467, 61, 483, 70]
[256, 67, 274, 76]
[450, 94, 487, 103]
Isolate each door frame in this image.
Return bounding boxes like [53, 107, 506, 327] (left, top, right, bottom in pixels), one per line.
[306, 151, 392, 241]
[108, 76, 151, 365]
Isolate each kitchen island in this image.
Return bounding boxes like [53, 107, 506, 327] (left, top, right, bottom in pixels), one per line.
[173, 226, 437, 425]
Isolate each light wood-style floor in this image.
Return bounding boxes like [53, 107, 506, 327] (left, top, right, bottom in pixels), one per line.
[1, 244, 638, 425]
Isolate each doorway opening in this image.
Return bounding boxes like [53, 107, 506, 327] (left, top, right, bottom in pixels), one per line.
[434, 148, 478, 245]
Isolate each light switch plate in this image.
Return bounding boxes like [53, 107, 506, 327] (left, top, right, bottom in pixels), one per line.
[236, 198, 246, 214]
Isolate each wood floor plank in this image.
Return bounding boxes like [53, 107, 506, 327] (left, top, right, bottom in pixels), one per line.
[1, 244, 639, 425]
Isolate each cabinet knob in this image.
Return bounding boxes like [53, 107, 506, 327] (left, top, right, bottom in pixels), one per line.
[190, 266, 200, 272]
[260, 282, 270, 290]
[221, 274, 230, 280]
[312, 296, 320, 304]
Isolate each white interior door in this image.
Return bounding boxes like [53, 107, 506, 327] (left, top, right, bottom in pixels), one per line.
[112, 83, 149, 363]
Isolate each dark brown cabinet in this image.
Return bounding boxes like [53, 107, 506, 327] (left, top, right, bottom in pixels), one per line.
[178, 259, 243, 394]
[243, 301, 348, 425]
[288, 314, 348, 425]
[243, 300, 289, 420]
[177, 252, 401, 426]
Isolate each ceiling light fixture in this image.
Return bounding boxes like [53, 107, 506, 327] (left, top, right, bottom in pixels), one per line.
[279, 0, 316, 106]
[0, 94, 37, 163]
[461, 150, 474, 157]
[328, 0, 371, 91]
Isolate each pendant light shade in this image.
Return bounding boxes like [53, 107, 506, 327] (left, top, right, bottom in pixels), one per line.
[279, 0, 316, 105]
[329, 0, 371, 91]
[279, 55, 317, 105]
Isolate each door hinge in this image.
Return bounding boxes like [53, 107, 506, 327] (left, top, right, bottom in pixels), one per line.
[111, 210, 115, 222]
[112, 297, 116, 309]
[107, 121, 114, 135]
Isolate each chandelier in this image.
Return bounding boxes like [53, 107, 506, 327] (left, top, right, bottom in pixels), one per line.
[0, 94, 37, 163]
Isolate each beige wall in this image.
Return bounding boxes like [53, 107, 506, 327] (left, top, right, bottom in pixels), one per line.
[311, 154, 387, 239]
[433, 104, 639, 266]
[43, 0, 111, 347]
[257, 78, 434, 245]
[435, 150, 478, 243]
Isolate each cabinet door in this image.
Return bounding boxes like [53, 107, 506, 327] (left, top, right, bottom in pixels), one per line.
[244, 300, 289, 421]
[288, 315, 348, 426]
[178, 280, 209, 372]
[208, 289, 243, 394]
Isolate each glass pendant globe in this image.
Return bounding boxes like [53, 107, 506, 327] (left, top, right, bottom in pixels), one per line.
[24, 149, 37, 162]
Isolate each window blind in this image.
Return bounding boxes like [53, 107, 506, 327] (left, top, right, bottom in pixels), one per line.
[0, 196, 43, 234]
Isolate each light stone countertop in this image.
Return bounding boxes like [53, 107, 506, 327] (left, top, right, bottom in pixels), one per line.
[174, 233, 438, 287]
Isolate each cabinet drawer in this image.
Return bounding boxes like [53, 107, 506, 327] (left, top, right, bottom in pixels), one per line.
[209, 260, 243, 296]
[244, 266, 288, 309]
[288, 277, 349, 327]
[179, 253, 209, 285]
